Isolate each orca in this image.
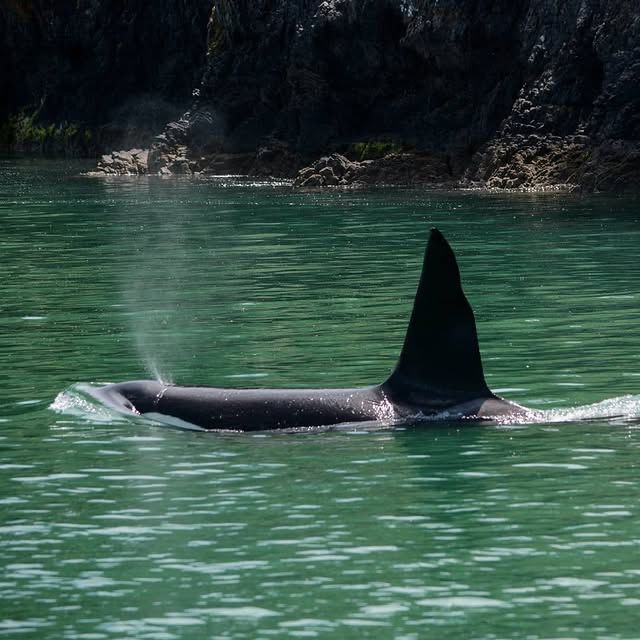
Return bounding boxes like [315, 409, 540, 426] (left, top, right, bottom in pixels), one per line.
[90, 228, 534, 431]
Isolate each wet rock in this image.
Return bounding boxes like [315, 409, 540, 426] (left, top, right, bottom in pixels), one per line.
[293, 154, 360, 187]
[146, 108, 230, 175]
[298, 173, 324, 188]
[293, 154, 351, 187]
[293, 152, 455, 189]
[296, 167, 317, 183]
[462, 134, 598, 190]
[319, 166, 339, 185]
[147, 114, 192, 174]
[88, 148, 149, 175]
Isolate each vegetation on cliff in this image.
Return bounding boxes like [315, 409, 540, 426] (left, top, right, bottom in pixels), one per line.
[0, 112, 95, 155]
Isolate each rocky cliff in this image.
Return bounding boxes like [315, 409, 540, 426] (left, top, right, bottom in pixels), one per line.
[5, 0, 639, 190]
[151, 0, 639, 189]
[0, 0, 211, 153]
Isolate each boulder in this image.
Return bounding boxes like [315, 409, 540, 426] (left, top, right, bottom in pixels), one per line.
[88, 148, 149, 175]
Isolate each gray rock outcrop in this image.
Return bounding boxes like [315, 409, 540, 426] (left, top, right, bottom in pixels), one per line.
[88, 149, 149, 176]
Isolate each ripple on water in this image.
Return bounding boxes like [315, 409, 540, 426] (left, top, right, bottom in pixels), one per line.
[416, 596, 512, 609]
[5, 171, 640, 640]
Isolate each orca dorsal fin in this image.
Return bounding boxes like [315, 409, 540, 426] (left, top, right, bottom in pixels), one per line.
[386, 228, 492, 398]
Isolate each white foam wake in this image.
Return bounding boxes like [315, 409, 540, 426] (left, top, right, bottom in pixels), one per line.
[541, 394, 640, 424]
[50, 383, 126, 424]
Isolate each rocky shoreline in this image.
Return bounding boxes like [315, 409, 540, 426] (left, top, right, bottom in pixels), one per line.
[87, 136, 640, 193]
[85, 0, 640, 192]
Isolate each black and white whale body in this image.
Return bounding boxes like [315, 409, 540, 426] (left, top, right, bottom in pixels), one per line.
[91, 229, 533, 430]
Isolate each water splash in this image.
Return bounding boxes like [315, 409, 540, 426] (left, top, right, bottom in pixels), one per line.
[541, 394, 640, 424]
[403, 395, 640, 427]
[50, 383, 205, 431]
[50, 383, 127, 424]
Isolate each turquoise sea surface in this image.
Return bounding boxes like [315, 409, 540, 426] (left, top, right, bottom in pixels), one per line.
[1, 158, 640, 639]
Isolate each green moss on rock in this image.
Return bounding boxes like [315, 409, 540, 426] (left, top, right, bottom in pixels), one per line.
[350, 141, 404, 161]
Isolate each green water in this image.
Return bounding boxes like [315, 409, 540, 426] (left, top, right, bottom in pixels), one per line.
[2, 158, 640, 639]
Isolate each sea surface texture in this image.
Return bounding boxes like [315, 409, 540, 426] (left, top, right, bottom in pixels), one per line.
[2, 159, 640, 639]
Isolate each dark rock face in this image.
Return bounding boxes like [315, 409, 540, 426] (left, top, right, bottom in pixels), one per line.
[462, 0, 640, 189]
[7, 0, 638, 189]
[196, 0, 526, 157]
[161, 0, 638, 189]
[0, 0, 212, 152]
